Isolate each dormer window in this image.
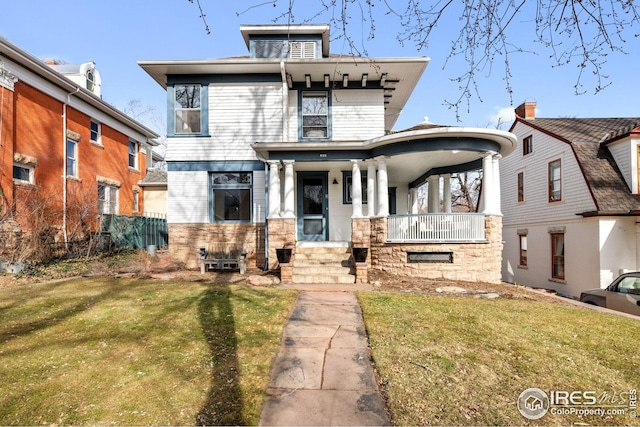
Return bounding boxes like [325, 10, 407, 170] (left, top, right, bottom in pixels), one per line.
[289, 41, 317, 59]
[86, 69, 95, 92]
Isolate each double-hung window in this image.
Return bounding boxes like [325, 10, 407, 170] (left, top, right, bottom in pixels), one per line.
[66, 139, 78, 177]
[98, 183, 118, 214]
[301, 91, 329, 139]
[517, 171, 525, 202]
[128, 140, 138, 169]
[343, 171, 368, 204]
[519, 234, 528, 267]
[174, 84, 201, 134]
[548, 159, 561, 202]
[90, 120, 101, 144]
[551, 233, 565, 280]
[523, 135, 533, 155]
[13, 163, 34, 184]
[210, 172, 252, 222]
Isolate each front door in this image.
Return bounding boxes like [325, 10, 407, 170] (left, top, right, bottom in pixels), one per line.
[297, 172, 328, 241]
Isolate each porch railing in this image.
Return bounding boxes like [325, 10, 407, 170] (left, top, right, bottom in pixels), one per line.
[387, 213, 486, 243]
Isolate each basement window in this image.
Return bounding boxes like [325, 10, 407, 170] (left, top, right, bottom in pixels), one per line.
[407, 252, 453, 263]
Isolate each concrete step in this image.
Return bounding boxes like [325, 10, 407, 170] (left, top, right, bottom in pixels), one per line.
[292, 273, 356, 284]
[294, 253, 352, 262]
[295, 247, 351, 255]
[293, 266, 353, 275]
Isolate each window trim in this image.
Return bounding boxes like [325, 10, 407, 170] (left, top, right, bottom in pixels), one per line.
[169, 83, 209, 136]
[551, 232, 565, 280]
[128, 140, 139, 170]
[519, 234, 528, 267]
[517, 171, 524, 203]
[13, 163, 34, 184]
[548, 159, 562, 202]
[299, 90, 331, 141]
[98, 183, 119, 215]
[209, 172, 253, 223]
[66, 139, 78, 178]
[523, 135, 533, 156]
[90, 120, 102, 145]
[342, 170, 368, 204]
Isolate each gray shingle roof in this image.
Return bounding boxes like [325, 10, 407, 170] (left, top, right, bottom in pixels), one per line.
[139, 168, 167, 185]
[518, 117, 640, 215]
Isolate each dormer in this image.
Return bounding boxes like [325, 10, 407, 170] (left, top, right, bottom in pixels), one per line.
[240, 24, 330, 59]
[45, 60, 102, 96]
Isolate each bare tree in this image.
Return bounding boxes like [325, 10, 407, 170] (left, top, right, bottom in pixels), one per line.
[122, 99, 167, 169]
[190, 0, 640, 120]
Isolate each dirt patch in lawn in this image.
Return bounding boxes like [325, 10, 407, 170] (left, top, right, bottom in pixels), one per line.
[368, 270, 563, 303]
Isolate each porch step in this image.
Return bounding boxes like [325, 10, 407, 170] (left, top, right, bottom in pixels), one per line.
[292, 244, 356, 284]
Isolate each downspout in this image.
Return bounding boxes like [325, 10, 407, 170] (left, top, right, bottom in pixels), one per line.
[62, 87, 80, 246]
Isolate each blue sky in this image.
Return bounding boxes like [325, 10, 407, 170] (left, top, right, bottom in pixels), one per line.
[1, 0, 639, 133]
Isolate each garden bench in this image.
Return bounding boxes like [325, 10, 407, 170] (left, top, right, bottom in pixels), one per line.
[199, 242, 247, 274]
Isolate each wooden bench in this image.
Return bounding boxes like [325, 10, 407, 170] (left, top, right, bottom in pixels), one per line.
[200, 243, 247, 274]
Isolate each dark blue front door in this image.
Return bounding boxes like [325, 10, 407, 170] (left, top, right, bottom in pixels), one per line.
[297, 172, 328, 241]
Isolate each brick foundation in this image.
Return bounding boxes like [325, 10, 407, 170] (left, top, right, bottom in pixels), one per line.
[169, 223, 265, 270]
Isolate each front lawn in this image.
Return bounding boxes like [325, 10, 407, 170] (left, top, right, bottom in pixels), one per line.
[359, 292, 639, 426]
[0, 278, 297, 426]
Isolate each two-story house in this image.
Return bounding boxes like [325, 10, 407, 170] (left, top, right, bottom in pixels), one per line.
[139, 24, 516, 284]
[0, 37, 159, 256]
[501, 101, 640, 297]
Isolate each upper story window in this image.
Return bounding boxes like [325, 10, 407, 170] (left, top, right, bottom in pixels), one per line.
[174, 84, 201, 134]
[300, 91, 329, 140]
[66, 139, 78, 177]
[548, 159, 562, 202]
[517, 171, 525, 202]
[128, 140, 139, 169]
[523, 135, 533, 155]
[90, 120, 101, 145]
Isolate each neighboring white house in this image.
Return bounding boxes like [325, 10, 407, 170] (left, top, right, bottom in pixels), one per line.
[501, 101, 640, 297]
[139, 24, 516, 284]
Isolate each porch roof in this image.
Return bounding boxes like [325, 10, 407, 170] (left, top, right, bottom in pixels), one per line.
[252, 127, 516, 186]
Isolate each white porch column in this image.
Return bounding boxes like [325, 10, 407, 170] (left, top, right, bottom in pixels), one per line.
[367, 160, 377, 217]
[427, 175, 440, 213]
[481, 153, 495, 214]
[442, 173, 452, 213]
[409, 188, 419, 214]
[267, 161, 281, 218]
[492, 154, 502, 215]
[376, 157, 389, 217]
[283, 160, 295, 218]
[351, 160, 363, 218]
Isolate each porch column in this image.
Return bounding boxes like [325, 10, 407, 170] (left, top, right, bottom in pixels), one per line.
[351, 160, 363, 218]
[267, 161, 281, 218]
[492, 154, 502, 215]
[376, 157, 389, 217]
[367, 160, 377, 217]
[427, 175, 440, 213]
[480, 153, 495, 214]
[442, 173, 452, 213]
[283, 160, 295, 218]
[409, 188, 419, 214]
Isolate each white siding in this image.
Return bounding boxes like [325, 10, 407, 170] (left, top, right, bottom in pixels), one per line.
[501, 123, 596, 226]
[167, 171, 209, 223]
[598, 217, 637, 285]
[331, 89, 384, 140]
[327, 168, 353, 241]
[253, 170, 266, 223]
[607, 137, 640, 194]
[167, 83, 283, 162]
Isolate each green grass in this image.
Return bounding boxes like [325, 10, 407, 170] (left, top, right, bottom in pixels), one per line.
[0, 278, 297, 426]
[358, 292, 640, 426]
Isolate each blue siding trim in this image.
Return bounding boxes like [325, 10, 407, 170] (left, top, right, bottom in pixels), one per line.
[168, 161, 264, 172]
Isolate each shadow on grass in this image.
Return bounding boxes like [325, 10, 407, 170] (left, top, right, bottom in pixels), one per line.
[196, 284, 245, 425]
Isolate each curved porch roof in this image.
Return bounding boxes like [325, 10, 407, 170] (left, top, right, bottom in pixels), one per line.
[252, 126, 517, 187]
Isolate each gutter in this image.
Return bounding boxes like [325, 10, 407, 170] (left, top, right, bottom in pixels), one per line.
[62, 87, 80, 247]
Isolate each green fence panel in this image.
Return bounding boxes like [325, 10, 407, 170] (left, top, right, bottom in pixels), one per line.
[100, 214, 168, 250]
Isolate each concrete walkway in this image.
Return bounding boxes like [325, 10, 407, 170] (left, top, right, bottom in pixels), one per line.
[259, 291, 389, 426]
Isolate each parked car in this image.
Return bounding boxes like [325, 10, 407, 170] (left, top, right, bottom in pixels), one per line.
[580, 272, 640, 316]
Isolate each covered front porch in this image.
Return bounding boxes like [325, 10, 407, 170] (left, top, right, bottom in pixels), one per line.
[256, 126, 516, 283]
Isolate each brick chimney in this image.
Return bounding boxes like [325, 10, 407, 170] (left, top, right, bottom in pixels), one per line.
[515, 101, 536, 119]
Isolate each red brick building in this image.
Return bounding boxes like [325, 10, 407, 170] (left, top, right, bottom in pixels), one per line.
[0, 37, 159, 251]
